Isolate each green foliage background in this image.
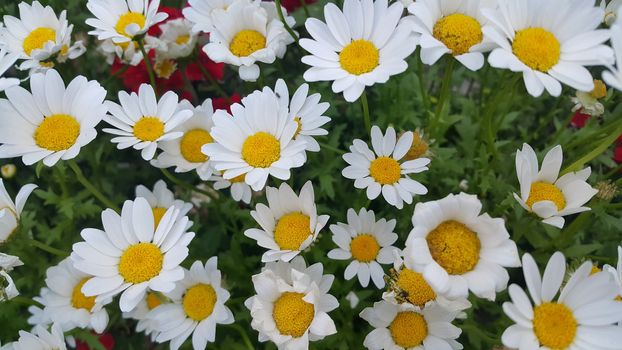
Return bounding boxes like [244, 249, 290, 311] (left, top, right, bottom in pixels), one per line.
[1, 0, 621, 349]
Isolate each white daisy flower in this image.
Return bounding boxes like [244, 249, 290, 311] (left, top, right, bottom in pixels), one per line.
[70, 197, 195, 312]
[0, 179, 37, 243]
[183, 0, 236, 34]
[603, 15, 622, 91]
[360, 300, 462, 350]
[327, 208, 399, 288]
[0, 253, 24, 302]
[483, 0, 615, 97]
[85, 0, 168, 44]
[208, 173, 253, 204]
[601, 0, 622, 25]
[0, 1, 85, 72]
[571, 79, 607, 117]
[342, 126, 430, 209]
[244, 181, 328, 262]
[122, 291, 168, 341]
[40, 258, 111, 333]
[156, 18, 197, 60]
[103, 84, 193, 161]
[514, 143, 598, 229]
[404, 193, 521, 301]
[245, 257, 338, 350]
[97, 36, 158, 66]
[201, 86, 307, 191]
[27, 290, 50, 327]
[202, 0, 296, 81]
[274, 79, 331, 153]
[135, 180, 193, 229]
[0, 47, 19, 91]
[300, 0, 416, 102]
[604, 246, 622, 300]
[0, 69, 107, 167]
[408, 0, 496, 71]
[147, 258, 234, 350]
[151, 99, 217, 180]
[502, 252, 622, 350]
[7, 323, 66, 350]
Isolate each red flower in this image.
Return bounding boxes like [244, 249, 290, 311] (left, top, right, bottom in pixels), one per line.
[614, 144, 622, 164]
[213, 93, 242, 113]
[76, 333, 115, 350]
[570, 111, 591, 129]
[279, 0, 317, 13]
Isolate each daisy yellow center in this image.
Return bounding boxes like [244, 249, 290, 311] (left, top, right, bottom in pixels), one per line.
[118, 243, 163, 283]
[115, 12, 146, 37]
[590, 80, 607, 99]
[146, 292, 163, 310]
[405, 133, 429, 161]
[272, 292, 315, 338]
[230, 174, 246, 183]
[180, 129, 212, 163]
[35, 114, 80, 151]
[133, 117, 165, 142]
[427, 220, 480, 275]
[590, 265, 601, 275]
[369, 157, 402, 185]
[241, 132, 281, 168]
[389, 311, 428, 348]
[339, 40, 379, 75]
[512, 27, 560, 72]
[183, 284, 217, 321]
[229, 30, 266, 57]
[533, 302, 577, 349]
[397, 268, 436, 307]
[350, 234, 380, 263]
[274, 213, 312, 251]
[432, 13, 483, 55]
[294, 117, 302, 138]
[71, 278, 96, 311]
[152, 207, 167, 227]
[176, 35, 190, 45]
[526, 182, 566, 211]
[154, 59, 177, 79]
[23, 27, 56, 56]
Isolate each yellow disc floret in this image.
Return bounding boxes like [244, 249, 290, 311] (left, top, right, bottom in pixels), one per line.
[23, 27, 56, 56]
[154, 59, 177, 79]
[115, 12, 146, 37]
[389, 311, 428, 348]
[241, 132, 281, 168]
[397, 268, 436, 307]
[176, 35, 190, 45]
[118, 243, 163, 283]
[35, 114, 80, 151]
[180, 129, 212, 163]
[71, 278, 96, 311]
[512, 27, 560, 72]
[405, 132, 429, 161]
[272, 292, 315, 338]
[369, 157, 402, 185]
[133, 117, 165, 142]
[273, 213, 312, 251]
[293, 117, 303, 138]
[339, 40, 379, 75]
[229, 30, 266, 57]
[183, 284, 217, 321]
[590, 79, 607, 99]
[533, 302, 577, 349]
[433, 13, 483, 55]
[526, 182, 566, 211]
[427, 220, 481, 275]
[146, 292, 163, 310]
[152, 207, 167, 227]
[350, 234, 380, 263]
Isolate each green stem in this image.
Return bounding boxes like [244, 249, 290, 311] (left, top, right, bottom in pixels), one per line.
[160, 169, 217, 199]
[481, 75, 520, 156]
[137, 38, 158, 96]
[430, 58, 455, 137]
[103, 64, 129, 86]
[229, 324, 254, 350]
[11, 296, 44, 308]
[27, 238, 69, 258]
[415, 51, 430, 112]
[361, 90, 371, 137]
[319, 142, 346, 155]
[274, 0, 299, 43]
[561, 117, 622, 175]
[179, 63, 199, 103]
[68, 160, 120, 212]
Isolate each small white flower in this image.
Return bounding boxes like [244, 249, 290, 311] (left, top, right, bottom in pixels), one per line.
[514, 143, 598, 228]
[360, 300, 463, 350]
[103, 84, 193, 161]
[0, 255, 22, 301]
[571, 80, 607, 117]
[147, 258, 234, 350]
[502, 252, 622, 350]
[0, 69, 107, 167]
[202, 0, 295, 81]
[183, 0, 236, 33]
[327, 208, 399, 288]
[345, 291, 360, 309]
[156, 18, 197, 59]
[245, 257, 338, 350]
[0, 47, 19, 91]
[405, 193, 521, 301]
[122, 291, 167, 341]
[0, 179, 37, 243]
[245, 181, 329, 262]
[8, 323, 67, 350]
[208, 173, 253, 204]
[151, 99, 217, 180]
[601, 0, 622, 25]
[86, 0, 168, 43]
[97, 36, 159, 66]
[274, 79, 331, 153]
[135, 180, 193, 228]
[0, 253, 22, 271]
[603, 13, 622, 91]
[71, 197, 195, 312]
[342, 126, 429, 209]
[300, 0, 416, 102]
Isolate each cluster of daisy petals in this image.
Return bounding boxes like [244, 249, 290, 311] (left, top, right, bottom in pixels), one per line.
[0, 0, 621, 350]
